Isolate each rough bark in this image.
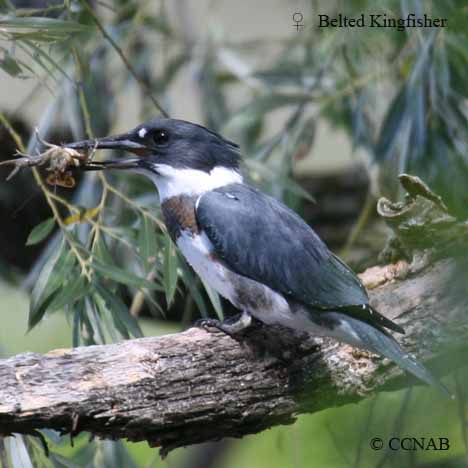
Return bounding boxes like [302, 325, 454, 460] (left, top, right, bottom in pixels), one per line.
[0, 258, 466, 457]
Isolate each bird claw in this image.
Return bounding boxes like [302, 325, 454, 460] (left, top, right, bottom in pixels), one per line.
[194, 311, 253, 338]
[194, 318, 237, 338]
[194, 317, 223, 330]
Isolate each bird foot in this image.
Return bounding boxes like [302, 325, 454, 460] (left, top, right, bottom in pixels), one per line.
[194, 311, 252, 338]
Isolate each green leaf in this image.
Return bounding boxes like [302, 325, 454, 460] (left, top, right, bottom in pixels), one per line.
[141, 15, 173, 35]
[95, 284, 143, 338]
[92, 292, 124, 342]
[198, 52, 228, 130]
[224, 93, 308, 137]
[252, 64, 308, 87]
[234, 93, 308, 121]
[26, 217, 55, 245]
[138, 214, 158, 272]
[23, 39, 74, 83]
[284, 179, 316, 203]
[94, 236, 116, 267]
[179, 262, 209, 318]
[47, 276, 90, 313]
[92, 259, 162, 290]
[29, 238, 75, 329]
[0, 16, 90, 33]
[163, 234, 178, 308]
[375, 87, 407, 160]
[83, 297, 106, 345]
[0, 49, 22, 77]
[28, 288, 62, 330]
[29, 243, 63, 315]
[291, 115, 316, 158]
[200, 280, 223, 320]
[141, 289, 165, 318]
[72, 301, 83, 348]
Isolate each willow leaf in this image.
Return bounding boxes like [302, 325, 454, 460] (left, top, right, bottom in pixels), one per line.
[26, 217, 55, 245]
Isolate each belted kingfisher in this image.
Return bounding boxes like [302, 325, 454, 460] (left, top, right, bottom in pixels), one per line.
[67, 118, 447, 394]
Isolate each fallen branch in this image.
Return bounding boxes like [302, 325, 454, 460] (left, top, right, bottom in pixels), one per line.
[0, 258, 466, 457]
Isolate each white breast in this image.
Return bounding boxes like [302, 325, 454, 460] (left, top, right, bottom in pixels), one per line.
[176, 231, 237, 303]
[176, 229, 293, 323]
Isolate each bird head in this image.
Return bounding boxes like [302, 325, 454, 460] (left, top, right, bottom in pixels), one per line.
[66, 118, 243, 200]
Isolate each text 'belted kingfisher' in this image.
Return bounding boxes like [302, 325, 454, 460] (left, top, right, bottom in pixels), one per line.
[67, 118, 447, 394]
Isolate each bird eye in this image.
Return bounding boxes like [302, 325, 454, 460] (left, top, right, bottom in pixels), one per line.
[152, 129, 170, 146]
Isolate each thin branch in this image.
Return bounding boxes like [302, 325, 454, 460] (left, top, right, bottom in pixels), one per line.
[13, 3, 66, 17]
[80, 0, 169, 117]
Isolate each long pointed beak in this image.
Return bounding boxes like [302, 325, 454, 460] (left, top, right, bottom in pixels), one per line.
[65, 132, 147, 170]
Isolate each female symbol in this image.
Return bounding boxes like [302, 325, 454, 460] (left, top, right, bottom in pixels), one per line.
[292, 12, 304, 31]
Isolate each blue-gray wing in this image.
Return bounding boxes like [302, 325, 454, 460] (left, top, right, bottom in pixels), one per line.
[196, 183, 368, 308]
[196, 184, 404, 334]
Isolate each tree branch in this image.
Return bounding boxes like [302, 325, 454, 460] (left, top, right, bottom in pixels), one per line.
[0, 258, 466, 457]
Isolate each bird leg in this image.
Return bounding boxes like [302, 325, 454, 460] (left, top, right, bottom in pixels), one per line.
[195, 310, 252, 337]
